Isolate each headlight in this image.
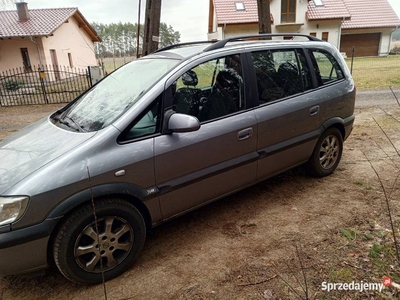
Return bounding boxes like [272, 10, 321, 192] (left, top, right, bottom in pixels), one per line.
[0, 196, 29, 226]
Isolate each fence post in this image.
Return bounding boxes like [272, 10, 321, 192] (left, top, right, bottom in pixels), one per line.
[87, 66, 93, 86]
[38, 67, 48, 104]
[350, 46, 355, 75]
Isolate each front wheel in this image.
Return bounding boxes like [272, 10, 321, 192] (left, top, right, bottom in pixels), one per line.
[306, 127, 343, 177]
[53, 198, 146, 284]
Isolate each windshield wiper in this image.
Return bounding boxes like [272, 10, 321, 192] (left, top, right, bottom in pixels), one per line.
[51, 115, 83, 132]
[64, 116, 86, 132]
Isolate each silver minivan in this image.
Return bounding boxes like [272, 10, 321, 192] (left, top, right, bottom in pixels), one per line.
[0, 34, 355, 283]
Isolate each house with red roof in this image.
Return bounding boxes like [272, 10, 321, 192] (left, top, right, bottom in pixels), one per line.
[208, 0, 400, 57]
[0, 2, 101, 73]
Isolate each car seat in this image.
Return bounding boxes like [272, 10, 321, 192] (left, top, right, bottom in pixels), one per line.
[198, 69, 242, 122]
[277, 62, 302, 96]
[173, 70, 200, 116]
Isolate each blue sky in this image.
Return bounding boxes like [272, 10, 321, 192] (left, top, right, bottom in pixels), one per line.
[2, 0, 400, 42]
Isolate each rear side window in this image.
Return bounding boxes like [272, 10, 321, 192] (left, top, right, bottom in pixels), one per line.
[251, 49, 312, 104]
[309, 49, 344, 86]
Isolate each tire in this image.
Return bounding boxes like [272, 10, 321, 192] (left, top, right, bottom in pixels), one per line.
[53, 198, 146, 284]
[306, 127, 343, 177]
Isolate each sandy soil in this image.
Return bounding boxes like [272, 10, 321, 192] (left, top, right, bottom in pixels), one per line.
[0, 102, 400, 299]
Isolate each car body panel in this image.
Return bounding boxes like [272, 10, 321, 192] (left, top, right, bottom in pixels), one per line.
[0, 35, 356, 277]
[0, 118, 96, 195]
[155, 110, 258, 218]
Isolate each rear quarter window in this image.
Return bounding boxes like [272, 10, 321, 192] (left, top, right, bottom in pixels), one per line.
[309, 49, 344, 86]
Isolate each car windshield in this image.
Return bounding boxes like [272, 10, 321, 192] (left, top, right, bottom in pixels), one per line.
[56, 57, 179, 132]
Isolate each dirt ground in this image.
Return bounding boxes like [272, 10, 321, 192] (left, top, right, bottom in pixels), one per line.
[0, 100, 400, 300]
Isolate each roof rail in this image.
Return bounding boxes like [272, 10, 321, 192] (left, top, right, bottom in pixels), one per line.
[203, 33, 322, 52]
[153, 40, 218, 53]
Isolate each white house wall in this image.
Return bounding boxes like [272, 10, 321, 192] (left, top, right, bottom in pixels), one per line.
[211, 0, 342, 48]
[299, 20, 342, 48]
[223, 23, 258, 39]
[41, 16, 97, 69]
[0, 37, 44, 72]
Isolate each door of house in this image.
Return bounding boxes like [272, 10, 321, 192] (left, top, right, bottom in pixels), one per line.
[50, 49, 60, 81]
[20, 48, 32, 72]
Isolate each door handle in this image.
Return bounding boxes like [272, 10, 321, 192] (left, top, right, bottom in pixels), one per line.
[238, 128, 253, 141]
[309, 105, 320, 116]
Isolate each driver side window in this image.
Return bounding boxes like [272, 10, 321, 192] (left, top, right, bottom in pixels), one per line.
[119, 96, 162, 142]
[171, 54, 245, 123]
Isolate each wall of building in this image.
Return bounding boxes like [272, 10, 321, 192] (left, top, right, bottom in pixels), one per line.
[0, 16, 97, 74]
[41, 16, 97, 69]
[208, 0, 394, 56]
[0, 37, 44, 72]
[209, 0, 342, 48]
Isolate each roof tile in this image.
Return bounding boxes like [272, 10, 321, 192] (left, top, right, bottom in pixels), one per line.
[341, 0, 400, 29]
[214, 0, 259, 24]
[307, 0, 351, 21]
[0, 8, 77, 38]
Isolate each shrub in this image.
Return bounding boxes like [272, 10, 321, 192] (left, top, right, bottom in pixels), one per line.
[3, 80, 23, 91]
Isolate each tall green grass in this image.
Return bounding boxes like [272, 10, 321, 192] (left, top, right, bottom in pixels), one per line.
[346, 55, 400, 90]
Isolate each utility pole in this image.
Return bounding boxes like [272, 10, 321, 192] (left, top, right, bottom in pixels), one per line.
[143, 0, 162, 56]
[257, 0, 272, 35]
[136, 0, 141, 58]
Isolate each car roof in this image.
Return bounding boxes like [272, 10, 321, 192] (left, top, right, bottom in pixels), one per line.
[149, 33, 325, 60]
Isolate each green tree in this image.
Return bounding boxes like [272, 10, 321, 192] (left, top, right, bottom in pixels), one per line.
[159, 22, 181, 48]
[91, 21, 180, 58]
[393, 29, 400, 41]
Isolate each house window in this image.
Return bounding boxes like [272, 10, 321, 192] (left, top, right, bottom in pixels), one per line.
[235, 2, 245, 11]
[313, 0, 324, 6]
[281, 0, 296, 23]
[310, 32, 317, 37]
[68, 53, 74, 68]
[322, 32, 329, 42]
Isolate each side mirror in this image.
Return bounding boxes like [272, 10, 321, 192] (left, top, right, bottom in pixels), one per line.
[168, 113, 200, 133]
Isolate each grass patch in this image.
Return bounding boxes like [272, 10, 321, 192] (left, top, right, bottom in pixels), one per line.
[346, 55, 400, 90]
[101, 57, 135, 74]
[369, 243, 384, 258]
[329, 267, 354, 282]
[340, 228, 357, 240]
[354, 180, 372, 190]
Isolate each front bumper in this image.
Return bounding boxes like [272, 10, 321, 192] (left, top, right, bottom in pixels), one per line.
[0, 219, 59, 275]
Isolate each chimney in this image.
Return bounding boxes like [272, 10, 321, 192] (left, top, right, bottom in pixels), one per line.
[16, 2, 30, 22]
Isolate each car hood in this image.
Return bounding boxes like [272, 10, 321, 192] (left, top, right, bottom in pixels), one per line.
[0, 117, 96, 195]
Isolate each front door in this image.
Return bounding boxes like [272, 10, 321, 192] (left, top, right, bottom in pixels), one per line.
[20, 48, 32, 72]
[155, 54, 258, 219]
[50, 49, 60, 81]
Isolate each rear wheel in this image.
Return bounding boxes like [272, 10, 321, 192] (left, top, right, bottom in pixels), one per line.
[53, 198, 146, 284]
[307, 127, 343, 177]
